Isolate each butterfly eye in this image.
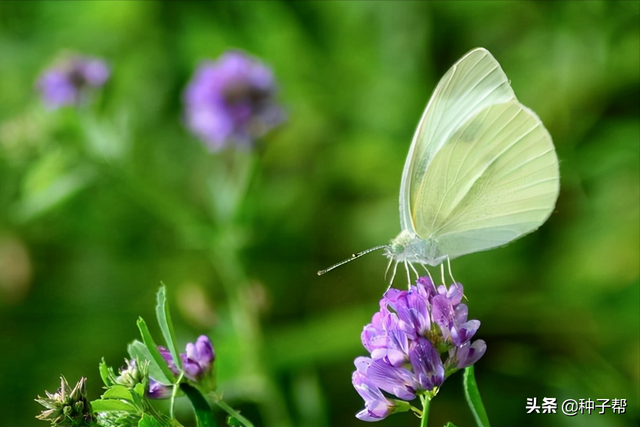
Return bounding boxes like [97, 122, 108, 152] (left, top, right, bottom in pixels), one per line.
[389, 243, 404, 255]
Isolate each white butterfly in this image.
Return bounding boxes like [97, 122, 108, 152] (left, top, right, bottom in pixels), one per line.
[319, 48, 560, 282]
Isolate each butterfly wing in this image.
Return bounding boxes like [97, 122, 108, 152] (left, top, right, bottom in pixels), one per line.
[412, 100, 559, 259]
[400, 48, 559, 261]
[399, 48, 517, 233]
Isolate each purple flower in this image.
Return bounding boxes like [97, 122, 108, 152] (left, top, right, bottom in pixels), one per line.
[408, 338, 444, 391]
[361, 310, 410, 367]
[37, 55, 110, 108]
[183, 50, 284, 150]
[352, 371, 395, 422]
[147, 378, 173, 399]
[355, 357, 418, 401]
[180, 335, 215, 382]
[157, 345, 180, 376]
[353, 277, 485, 421]
[149, 336, 217, 398]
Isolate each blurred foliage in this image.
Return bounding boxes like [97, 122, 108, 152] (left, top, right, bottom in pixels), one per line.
[0, 1, 638, 427]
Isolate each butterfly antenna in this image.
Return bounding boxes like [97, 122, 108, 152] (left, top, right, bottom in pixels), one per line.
[317, 245, 388, 276]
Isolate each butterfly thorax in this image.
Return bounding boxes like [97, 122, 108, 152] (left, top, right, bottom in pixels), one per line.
[386, 230, 448, 267]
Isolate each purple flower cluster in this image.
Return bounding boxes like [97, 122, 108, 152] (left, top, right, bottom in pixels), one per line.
[353, 277, 486, 421]
[183, 50, 284, 150]
[37, 55, 110, 108]
[148, 335, 216, 398]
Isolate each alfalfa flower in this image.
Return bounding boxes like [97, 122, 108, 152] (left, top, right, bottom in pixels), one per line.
[37, 55, 110, 108]
[353, 276, 486, 421]
[35, 376, 96, 426]
[148, 335, 217, 399]
[352, 370, 411, 421]
[183, 50, 284, 150]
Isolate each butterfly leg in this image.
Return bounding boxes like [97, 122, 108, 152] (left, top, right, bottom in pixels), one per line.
[446, 256, 457, 285]
[388, 261, 399, 286]
[421, 264, 435, 288]
[404, 261, 412, 288]
[384, 257, 394, 282]
[408, 262, 419, 284]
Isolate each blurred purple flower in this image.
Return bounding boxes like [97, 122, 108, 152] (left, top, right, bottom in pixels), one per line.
[147, 378, 173, 400]
[183, 50, 284, 150]
[37, 55, 110, 108]
[353, 277, 486, 421]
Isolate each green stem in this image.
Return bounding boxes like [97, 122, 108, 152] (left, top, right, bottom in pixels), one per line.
[463, 366, 491, 427]
[207, 151, 293, 427]
[169, 373, 184, 419]
[180, 383, 218, 427]
[420, 395, 430, 427]
[213, 396, 255, 427]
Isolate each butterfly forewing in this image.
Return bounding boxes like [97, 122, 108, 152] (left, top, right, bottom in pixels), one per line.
[400, 48, 516, 233]
[412, 99, 559, 260]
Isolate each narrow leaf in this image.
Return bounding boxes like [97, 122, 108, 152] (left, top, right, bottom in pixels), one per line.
[128, 340, 171, 384]
[463, 366, 491, 427]
[99, 358, 113, 387]
[156, 286, 182, 370]
[137, 317, 177, 383]
[180, 383, 218, 427]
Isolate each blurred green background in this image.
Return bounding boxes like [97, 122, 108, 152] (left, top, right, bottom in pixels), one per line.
[0, 1, 638, 426]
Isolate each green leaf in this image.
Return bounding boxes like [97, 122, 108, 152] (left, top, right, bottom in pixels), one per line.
[136, 317, 177, 383]
[129, 385, 144, 410]
[463, 366, 491, 427]
[91, 399, 138, 413]
[138, 414, 166, 427]
[133, 382, 146, 398]
[226, 416, 242, 426]
[128, 340, 171, 384]
[156, 286, 182, 370]
[444, 423, 458, 427]
[180, 383, 218, 427]
[13, 150, 98, 222]
[103, 385, 135, 401]
[99, 358, 113, 387]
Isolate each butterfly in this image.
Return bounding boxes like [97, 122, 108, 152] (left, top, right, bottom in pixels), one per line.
[319, 48, 560, 283]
